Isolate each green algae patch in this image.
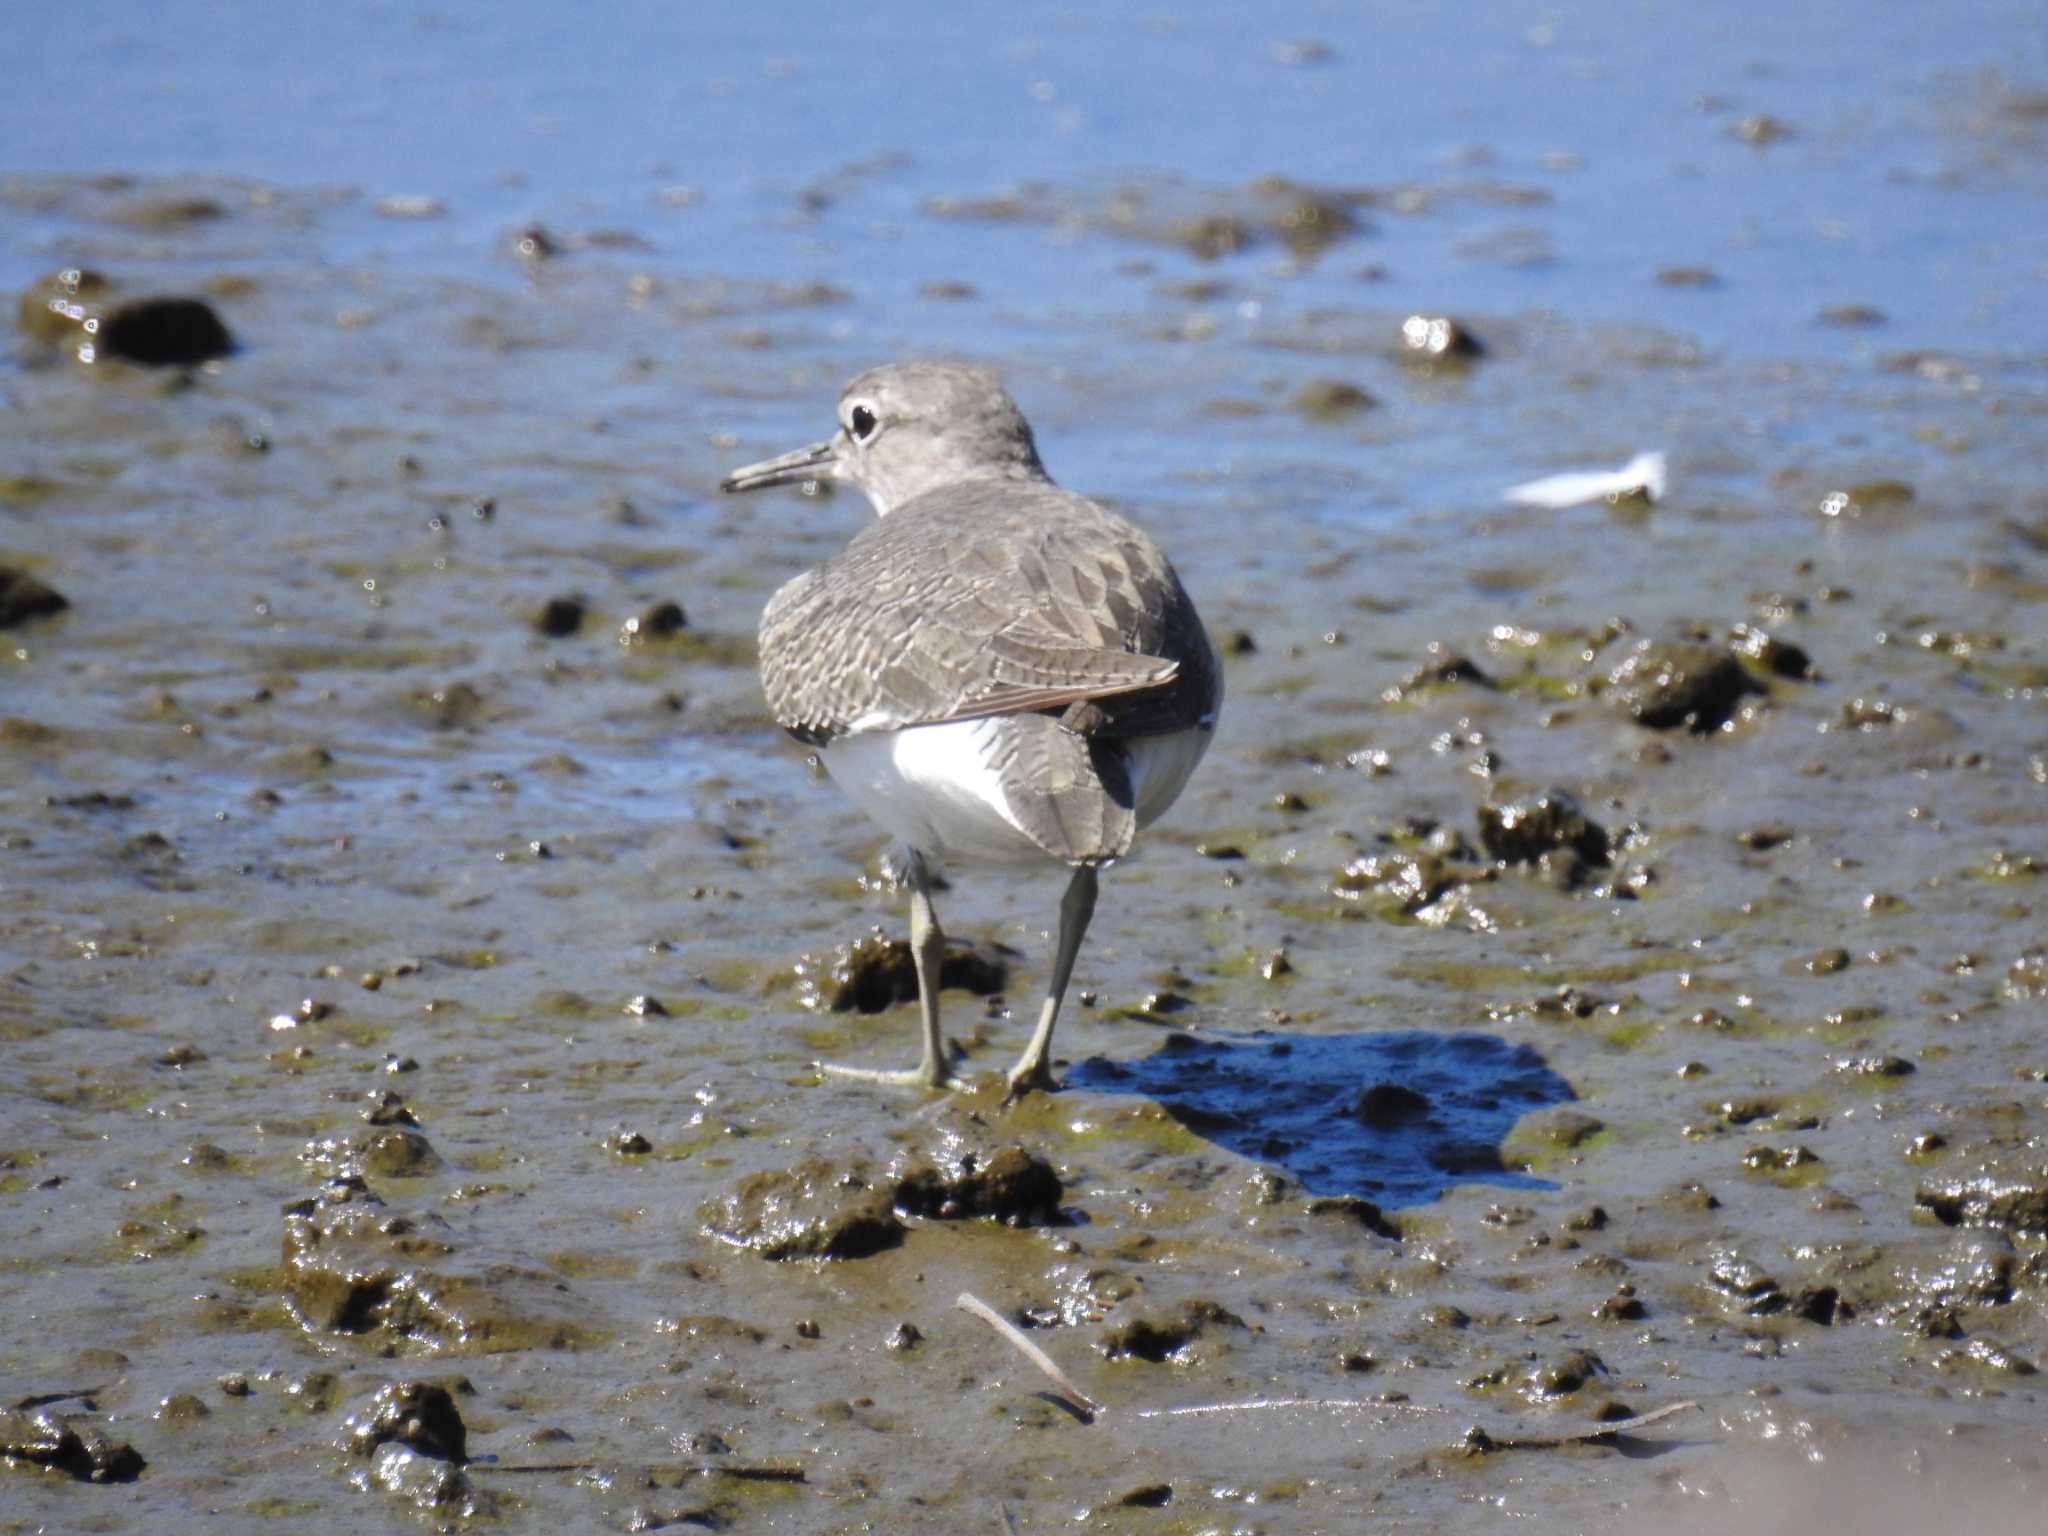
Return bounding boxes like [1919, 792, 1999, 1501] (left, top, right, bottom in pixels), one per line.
[1553, 953, 1696, 986]
[562, 1056, 664, 1088]
[1809, 1005, 1890, 1043]
[0, 473, 69, 506]
[1501, 1107, 1609, 1171]
[794, 1017, 896, 1056]
[1209, 945, 1300, 983]
[1598, 1019, 1659, 1050]
[1498, 670, 1584, 702]
[434, 948, 502, 971]
[258, 641, 485, 675]
[1253, 728, 1384, 768]
[616, 628, 758, 670]
[1059, 1099, 1214, 1159]
[1254, 672, 1321, 697]
[323, 1016, 394, 1049]
[659, 1124, 742, 1161]
[196, 1294, 300, 1337]
[1738, 1143, 1828, 1187]
[1967, 849, 2044, 882]
[1271, 897, 1361, 925]
[544, 1249, 640, 1280]
[246, 1498, 327, 1519]
[697, 957, 768, 993]
[29, 1074, 155, 1113]
[1389, 956, 1546, 992]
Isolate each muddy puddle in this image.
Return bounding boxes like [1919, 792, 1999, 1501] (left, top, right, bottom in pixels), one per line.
[3, 12, 2047, 1533]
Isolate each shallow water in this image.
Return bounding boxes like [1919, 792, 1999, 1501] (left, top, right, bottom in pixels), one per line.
[3, 6, 2047, 1534]
[6, 0, 2045, 370]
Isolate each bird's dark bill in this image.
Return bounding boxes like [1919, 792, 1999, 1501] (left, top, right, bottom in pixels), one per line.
[721, 440, 838, 493]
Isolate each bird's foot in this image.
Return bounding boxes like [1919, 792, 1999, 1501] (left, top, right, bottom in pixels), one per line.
[817, 1058, 970, 1092]
[1003, 1058, 1062, 1102]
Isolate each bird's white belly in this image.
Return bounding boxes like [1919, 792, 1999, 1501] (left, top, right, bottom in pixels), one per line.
[1128, 724, 1211, 829]
[821, 719, 1211, 867]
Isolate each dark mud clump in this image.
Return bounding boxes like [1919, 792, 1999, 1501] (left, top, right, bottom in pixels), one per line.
[1097, 1299, 1247, 1363]
[1305, 1192, 1402, 1239]
[534, 595, 587, 637]
[1476, 788, 1612, 876]
[1523, 1347, 1607, 1400]
[1289, 378, 1377, 421]
[1386, 642, 1495, 698]
[792, 930, 1009, 1014]
[619, 598, 688, 642]
[1355, 1081, 1432, 1130]
[1915, 1163, 2048, 1236]
[889, 1112, 1063, 1225]
[0, 1407, 145, 1483]
[339, 1380, 469, 1462]
[890, 1147, 1059, 1222]
[302, 1124, 443, 1180]
[699, 1157, 906, 1259]
[1700, 1252, 1842, 1323]
[339, 1380, 488, 1520]
[1732, 112, 1798, 146]
[17, 266, 232, 365]
[1728, 621, 1816, 679]
[1331, 832, 1497, 927]
[1244, 175, 1362, 258]
[1703, 1252, 1792, 1315]
[1398, 313, 1484, 365]
[403, 681, 489, 731]
[0, 567, 68, 627]
[109, 192, 229, 227]
[96, 296, 234, 366]
[1599, 636, 1762, 732]
[705, 1127, 1064, 1258]
[281, 1176, 599, 1349]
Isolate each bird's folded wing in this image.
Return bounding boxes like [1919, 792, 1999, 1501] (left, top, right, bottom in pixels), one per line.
[758, 504, 1188, 740]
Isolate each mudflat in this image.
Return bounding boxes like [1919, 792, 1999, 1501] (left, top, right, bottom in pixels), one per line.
[1, 167, 2043, 1532]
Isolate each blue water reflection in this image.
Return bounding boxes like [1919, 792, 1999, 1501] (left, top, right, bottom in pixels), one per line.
[1071, 1027, 1575, 1208]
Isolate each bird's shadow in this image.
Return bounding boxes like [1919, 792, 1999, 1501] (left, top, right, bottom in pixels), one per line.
[1069, 1028, 1575, 1208]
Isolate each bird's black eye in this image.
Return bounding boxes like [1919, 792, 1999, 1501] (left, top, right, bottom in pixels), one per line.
[849, 404, 878, 440]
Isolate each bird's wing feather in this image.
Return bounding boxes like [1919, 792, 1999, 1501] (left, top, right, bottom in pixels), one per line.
[759, 482, 1213, 741]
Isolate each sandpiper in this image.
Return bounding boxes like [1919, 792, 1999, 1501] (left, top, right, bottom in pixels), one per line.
[723, 362, 1221, 1093]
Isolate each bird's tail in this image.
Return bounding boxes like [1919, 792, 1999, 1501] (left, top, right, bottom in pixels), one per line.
[994, 715, 1136, 866]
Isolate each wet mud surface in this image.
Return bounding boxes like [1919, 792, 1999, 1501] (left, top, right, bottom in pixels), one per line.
[3, 164, 2046, 1533]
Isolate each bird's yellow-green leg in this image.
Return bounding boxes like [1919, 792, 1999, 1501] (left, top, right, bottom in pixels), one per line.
[818, 855, 968, 1090]
[1006, 865, 1098, 1096]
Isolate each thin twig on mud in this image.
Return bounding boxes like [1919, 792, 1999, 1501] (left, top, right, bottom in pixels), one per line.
[1135, 1396, 1450, 1420]
[473, 1460, 805, 1482]
[951, 1290, 1701, 1456]
[1467, 1400, 1702, 1449]
[954, 1291, 1105, 1418]
[1135, 1395, 1701, 1449]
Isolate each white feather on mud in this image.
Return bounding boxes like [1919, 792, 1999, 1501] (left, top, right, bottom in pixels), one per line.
[1503, 450, 1669, 509]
